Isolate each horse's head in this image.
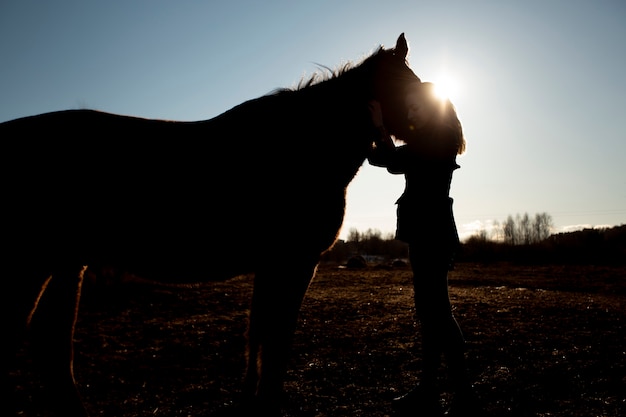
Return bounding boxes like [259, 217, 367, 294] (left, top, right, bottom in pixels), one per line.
[370, 33, 421, 141]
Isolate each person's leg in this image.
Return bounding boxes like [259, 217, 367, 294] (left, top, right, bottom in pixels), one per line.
[411, 250, 481, 417]
[393, 247, 452, 416]
[412, 251, 456, 393]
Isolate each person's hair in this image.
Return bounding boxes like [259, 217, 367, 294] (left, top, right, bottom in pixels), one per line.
[410, 82, 466, 155]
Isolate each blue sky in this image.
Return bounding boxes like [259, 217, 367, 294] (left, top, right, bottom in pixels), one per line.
[2, 1, 625, 241]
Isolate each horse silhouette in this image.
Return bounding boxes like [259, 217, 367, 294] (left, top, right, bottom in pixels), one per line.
[2, 33, 420, 416]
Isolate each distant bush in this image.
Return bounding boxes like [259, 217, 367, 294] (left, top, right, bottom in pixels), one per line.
[345, 255, 368, 269]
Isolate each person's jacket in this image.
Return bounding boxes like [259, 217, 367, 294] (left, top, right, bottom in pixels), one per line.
[367, 122, 460, 246]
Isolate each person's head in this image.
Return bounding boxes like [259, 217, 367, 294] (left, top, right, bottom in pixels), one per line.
[405, 82, 466, 155]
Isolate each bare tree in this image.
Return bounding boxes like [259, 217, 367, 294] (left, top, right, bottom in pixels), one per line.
[502, 212, 554, 245]
[491, 220, 503, 242]
[348, 228, 362, 244]
[519, 213, 531, 245]
[533, 212, 553, 242]
[503, 215, 517, 245]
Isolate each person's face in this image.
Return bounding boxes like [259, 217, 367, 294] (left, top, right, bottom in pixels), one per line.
[405, 90, 435, 130]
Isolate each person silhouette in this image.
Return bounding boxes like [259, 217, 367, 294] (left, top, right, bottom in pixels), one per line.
[368, 82, 481, 417]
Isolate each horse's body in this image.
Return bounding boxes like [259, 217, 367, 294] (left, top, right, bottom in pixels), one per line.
[2, 34, 420, 416]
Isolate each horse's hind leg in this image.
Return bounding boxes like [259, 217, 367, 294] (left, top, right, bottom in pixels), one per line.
[27, 266, 89, 417]
[242, 261, 318, 415]
[3, 269, 52, 416]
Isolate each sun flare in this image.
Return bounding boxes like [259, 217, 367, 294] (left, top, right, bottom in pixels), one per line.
[432, 74, 460, 102]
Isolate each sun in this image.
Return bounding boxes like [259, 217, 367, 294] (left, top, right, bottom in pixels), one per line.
[432, 74, 460, 102]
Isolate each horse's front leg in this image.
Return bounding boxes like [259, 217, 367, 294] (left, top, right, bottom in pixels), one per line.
[27, 265, 89, 417]
[243, 261, 318, 415]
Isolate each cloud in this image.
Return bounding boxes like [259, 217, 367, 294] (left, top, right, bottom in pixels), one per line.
[458, 219, 501, 241]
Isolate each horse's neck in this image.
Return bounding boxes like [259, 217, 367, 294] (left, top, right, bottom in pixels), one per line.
[204, 80, 373, 187]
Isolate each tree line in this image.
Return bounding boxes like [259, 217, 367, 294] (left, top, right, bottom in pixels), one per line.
[322, 228, 409, 264]
[323, 213, 625, 265]
[485, 212, 553, 245]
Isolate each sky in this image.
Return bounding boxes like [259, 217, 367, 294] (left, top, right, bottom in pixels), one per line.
[1, 0, 625, 241]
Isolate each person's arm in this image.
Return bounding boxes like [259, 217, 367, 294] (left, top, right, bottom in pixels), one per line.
[367, 100, 396, 167]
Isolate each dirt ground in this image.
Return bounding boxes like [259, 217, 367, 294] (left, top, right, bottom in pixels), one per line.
[12, 262, 626, 416]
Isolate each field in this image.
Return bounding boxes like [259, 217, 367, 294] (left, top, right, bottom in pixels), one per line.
[12, 262, 625, 416]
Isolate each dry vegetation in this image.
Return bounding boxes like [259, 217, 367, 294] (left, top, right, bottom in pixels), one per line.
[12, 263, 625, 416]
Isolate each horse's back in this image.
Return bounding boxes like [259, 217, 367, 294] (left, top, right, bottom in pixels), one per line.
[2, 110, 257, 279]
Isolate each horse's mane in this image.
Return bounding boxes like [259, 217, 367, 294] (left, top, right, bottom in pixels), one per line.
[271, 46, 385, 94]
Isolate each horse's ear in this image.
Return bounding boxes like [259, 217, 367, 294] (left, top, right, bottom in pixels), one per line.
[395, 33, 408, 59]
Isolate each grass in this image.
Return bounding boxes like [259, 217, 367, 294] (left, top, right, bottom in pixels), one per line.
[12, 262, 626, 416]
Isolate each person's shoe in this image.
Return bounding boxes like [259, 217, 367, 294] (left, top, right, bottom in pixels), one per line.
[392, 385, 444, 417]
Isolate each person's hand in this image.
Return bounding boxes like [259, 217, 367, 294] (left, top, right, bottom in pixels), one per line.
[368, 100, 395, 151]
[368, 100, 384, 128]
